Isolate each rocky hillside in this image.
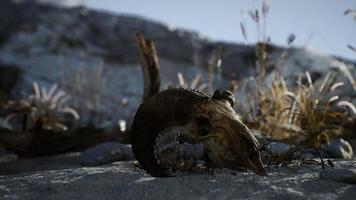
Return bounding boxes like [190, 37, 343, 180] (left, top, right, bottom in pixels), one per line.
[0, 0, 354, 126]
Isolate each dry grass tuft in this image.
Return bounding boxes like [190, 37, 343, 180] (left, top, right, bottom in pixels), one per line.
[250, 71, 354, 148]
[170, 46, 222, 94]
[176, 73, 208, 91]
[5, 82, 79, 131]
[234, 1, 356, 148]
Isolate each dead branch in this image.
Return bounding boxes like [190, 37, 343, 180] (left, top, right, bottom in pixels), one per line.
[135, 31, 161, 100]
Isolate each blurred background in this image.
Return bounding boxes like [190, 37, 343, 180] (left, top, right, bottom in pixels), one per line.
[0, 0, 355, 164]
[40, 0, 356, 60]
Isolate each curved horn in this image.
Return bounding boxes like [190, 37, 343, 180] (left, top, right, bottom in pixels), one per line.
[135, 32, 161, 100]
[131, 88, 209, 177]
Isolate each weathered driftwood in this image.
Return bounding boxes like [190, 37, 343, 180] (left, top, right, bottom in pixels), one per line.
[0, 127, 123, 157]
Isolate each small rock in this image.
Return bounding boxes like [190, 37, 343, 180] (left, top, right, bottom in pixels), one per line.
[260, 141, 293, 162]
[297, 152, 316, 160]
[0, 153, 18, 163]
[0, 147, 18, 163]
[321, 138, 353, 159]
[80, 142, 134, 166]
[0, 118, 12, 129]
[261, 142, 292, 155]
[320, 168, 356, 184]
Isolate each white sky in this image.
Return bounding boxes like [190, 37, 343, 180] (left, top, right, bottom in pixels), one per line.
[84, 0, 356, 60]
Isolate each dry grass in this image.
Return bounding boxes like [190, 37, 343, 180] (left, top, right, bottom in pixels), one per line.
[251, 74, 294, 140]
[169, 46, 222, 94]
[234, 1, 356, 148]
[5, 82, 79, 131]
[241, 41, 356, 147]
[60, 63, 105, 124]
[184, 1, 356, 150]
[252, 71, 355, 148]
[344, 8, 356, 20]
[176, 73, 208, 91]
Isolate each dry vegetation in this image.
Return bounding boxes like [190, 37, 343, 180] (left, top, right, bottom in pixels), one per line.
[239, 2, 355, 148]
[4, 82, 79, 131]
[174, 0, 356, 149]
[250, 72, 355, 148]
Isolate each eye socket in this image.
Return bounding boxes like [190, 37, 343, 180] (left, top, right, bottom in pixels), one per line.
[195, 116, 211, 136]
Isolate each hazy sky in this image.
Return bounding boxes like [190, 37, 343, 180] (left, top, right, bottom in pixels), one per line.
[84, 0, 356, 60]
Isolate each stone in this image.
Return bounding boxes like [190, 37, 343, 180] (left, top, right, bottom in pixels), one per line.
[261, 141, 292, 155]
[80, 142, 134, 166]
[0, 118, 12, 129]
[321, 138, 354, 159]
[320, 168, 356, 184]
[0, 147, 18, 163]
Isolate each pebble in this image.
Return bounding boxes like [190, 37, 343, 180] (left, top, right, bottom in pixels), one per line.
[0, 118, 12, 129]
[321, 138, 353, 159]
[320, 168, 356, 184]
[260, 138, 354, 160]
[0, 147, 18, 163]
[261, 141, 292, 155]
[0, 153, 18, 163]
[80, 142, 134, 166]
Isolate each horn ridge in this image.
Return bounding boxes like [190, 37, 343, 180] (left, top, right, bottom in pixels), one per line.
[211, 89, 235, 107]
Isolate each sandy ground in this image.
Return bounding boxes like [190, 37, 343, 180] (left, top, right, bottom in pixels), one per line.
[1, 158, 356, 200]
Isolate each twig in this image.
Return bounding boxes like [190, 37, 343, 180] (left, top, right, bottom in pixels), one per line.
[267, 145, 326, 169]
